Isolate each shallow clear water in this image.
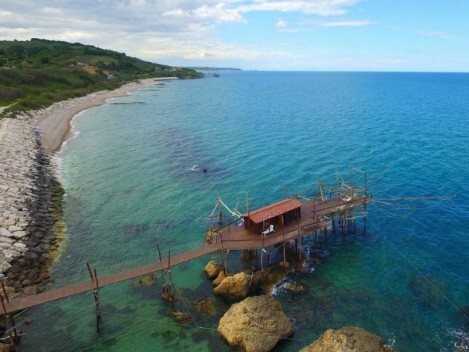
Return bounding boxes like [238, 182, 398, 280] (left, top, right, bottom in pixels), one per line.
[19, 71, 469, 351]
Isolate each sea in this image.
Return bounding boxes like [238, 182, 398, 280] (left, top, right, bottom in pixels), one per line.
[18, 71, 469, 351]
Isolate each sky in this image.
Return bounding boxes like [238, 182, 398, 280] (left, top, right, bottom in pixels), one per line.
[1, 0, 469, 72]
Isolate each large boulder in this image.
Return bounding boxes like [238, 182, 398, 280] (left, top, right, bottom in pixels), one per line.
[204, 260, 224, 279]
[300, 326, 395, 352]
[214, 272, 250, 301]
[218, 295, 294, 352]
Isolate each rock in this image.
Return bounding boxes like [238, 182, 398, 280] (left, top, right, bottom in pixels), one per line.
[204, 260, 224, 279]
[0, 261, 12, 273]
[194, 297, 218, 316]
[13, 242, 27, 250]
[133, 274, 157, 287]
[12, 230, 28, 238]
[218, 295, 294, 352]
[3, 249, 20, 260]
[0, 228, 13, 238]
[7, 226, 22, 232]
[285, 282, 305, 293]
[214, 272, 251, 301]
[171, 310, 192, 324]
[2, 219, 15, 227]
[408, 275, 445, 308]
[299, 326, 395, 352]
[0, 343, 15, 352]
[213, 270, 227, 287]
[0, 236, 14, 244]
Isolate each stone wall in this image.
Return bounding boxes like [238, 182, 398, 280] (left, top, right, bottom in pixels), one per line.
[0, 117, 64, 297]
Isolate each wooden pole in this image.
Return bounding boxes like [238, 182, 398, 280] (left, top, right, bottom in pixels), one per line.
[157, 243, 162, 262]
[0, 292, 15, 345]
[86, 262, 93, 280]
[93, 268, 101, 333]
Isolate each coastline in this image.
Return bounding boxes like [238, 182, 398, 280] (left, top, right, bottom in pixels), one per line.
[32, 77, 166, 153]
[0, 77, 172, 300]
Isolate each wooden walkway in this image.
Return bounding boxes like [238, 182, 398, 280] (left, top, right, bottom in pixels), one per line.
[3, 195, 369, 314]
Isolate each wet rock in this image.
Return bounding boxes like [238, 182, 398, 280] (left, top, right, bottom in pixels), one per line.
[285, 282, 305, 293]
[212, 270, 227, 287]
[214, 272, 250, 301]
[204, 260, 224, 279]
[218, 295, 294, 352]
[299, 326, 395, 352]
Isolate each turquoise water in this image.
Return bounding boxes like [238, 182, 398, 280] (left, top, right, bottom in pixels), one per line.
[19, 71, 469, 351]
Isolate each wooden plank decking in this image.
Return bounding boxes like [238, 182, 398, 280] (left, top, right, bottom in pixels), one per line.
[3, 195, 369, 314]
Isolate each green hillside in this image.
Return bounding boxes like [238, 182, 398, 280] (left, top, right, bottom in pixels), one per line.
[0, 39, 202, 117]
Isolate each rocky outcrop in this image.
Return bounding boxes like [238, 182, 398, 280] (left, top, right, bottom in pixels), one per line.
[204, 260, 224, 279]
[0, 118, 64, 297]
[300, 326, 395, 352]
[218, 295, 294, 352]
[214, 271, 251, 301]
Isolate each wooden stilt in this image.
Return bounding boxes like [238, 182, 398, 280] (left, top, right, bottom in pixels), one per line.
[260, 247, 264, 272]
[86, 262, 93, 280]
[0, 287, 19, 344]
[282, 242, 286, 270]
[157, 243, 162, 262]
[86, 262, 101, 333]
[224, 252, 228, 275]
[93, 269, 101, 333]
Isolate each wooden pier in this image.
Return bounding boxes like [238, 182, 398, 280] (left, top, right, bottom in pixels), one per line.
[1, 193, 369, 316]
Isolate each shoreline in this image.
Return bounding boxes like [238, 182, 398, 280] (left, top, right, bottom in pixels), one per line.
[0, 77, 175, 300]
[32, 77, 170, 153]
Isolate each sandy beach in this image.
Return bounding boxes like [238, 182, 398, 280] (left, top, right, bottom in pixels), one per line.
[32, 78, 165, 153]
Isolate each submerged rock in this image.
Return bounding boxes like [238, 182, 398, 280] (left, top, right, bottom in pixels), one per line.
[300, 326, 395, 352]
[133, 274, 157, 287]
[408, 275, 446, 308]
[213, 272, 250, 301]
[218, 295, 294, 352]
[171, 310, 192, 325]
[285, 282, 305, 293]
[194, 296, 219, 316]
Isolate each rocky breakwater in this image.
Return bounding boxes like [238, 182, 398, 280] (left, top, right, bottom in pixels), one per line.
[0, 117, 64, 297]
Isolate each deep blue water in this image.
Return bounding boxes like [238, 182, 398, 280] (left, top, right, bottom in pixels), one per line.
[19, 71, 469, 351]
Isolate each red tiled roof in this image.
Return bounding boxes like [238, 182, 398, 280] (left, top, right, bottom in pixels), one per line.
[246, 198, 302, 224]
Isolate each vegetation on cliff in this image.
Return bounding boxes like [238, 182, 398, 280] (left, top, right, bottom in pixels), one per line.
[0, 38, 202, 117]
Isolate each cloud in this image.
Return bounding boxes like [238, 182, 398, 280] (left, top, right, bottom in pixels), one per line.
[423, 31, 447, 38]
[276, 19, 288, 28]
[0, 0, 366, 68]
[321, 20, 374, 27]
[239, 0, 360, 16]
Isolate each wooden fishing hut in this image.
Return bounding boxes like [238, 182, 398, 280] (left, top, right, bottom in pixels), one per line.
[243, 198, 302, 235]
